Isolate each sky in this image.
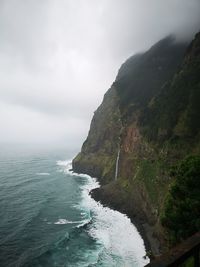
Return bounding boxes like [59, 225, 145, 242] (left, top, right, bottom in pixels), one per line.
[0, 0, 200, 150]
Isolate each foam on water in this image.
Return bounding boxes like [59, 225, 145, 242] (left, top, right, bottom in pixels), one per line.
[54, 219, 78, 225]
[54, 219, 73, 224]
[36, 172, 50, 176]
[57, 160, 70, 167]
[58, 160, 150, 266]
[54, 218, 89, 225]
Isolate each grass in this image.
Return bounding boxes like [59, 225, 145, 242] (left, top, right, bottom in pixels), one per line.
[134, 158, 170, 209]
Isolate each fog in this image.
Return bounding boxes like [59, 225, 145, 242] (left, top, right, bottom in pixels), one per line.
[0, 0, 200, 149]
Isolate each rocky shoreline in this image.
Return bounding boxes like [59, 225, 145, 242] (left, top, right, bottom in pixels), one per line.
[89, 183, 163, 257]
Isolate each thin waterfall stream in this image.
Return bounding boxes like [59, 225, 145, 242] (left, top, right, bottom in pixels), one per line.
[115, 149, 120, 181]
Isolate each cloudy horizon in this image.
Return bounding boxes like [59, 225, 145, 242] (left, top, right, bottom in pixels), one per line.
[0, 0, 200, 150]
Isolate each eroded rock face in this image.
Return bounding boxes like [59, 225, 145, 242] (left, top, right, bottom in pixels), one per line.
[123, 126, 141, 153]
[72, 32, 200, 255]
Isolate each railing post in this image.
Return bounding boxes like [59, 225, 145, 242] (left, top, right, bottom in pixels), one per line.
[144, 232, 200, 267]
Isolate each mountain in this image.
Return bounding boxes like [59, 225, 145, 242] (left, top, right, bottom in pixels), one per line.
[72, 32, 200, 255]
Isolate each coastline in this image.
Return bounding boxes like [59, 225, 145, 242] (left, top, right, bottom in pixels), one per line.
[70, 165, 149, 265]
[90, 185, 162, 258]
[72, 155, 164, 258]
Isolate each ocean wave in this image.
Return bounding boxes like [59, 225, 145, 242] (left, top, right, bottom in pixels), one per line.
[36, 172, 50, 176]
[54, 218, 82, 225]
[56, 160, 71, 167]
[57, 159, 149, 266]
[75, 218, 93, 229]
[83, 181, 149, 265]
[56, 160, 92, 179]
[53, 218, 93, 231]
[54, 219, 74, 224]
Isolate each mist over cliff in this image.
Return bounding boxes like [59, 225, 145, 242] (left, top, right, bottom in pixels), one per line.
[73, 32, 200, 255]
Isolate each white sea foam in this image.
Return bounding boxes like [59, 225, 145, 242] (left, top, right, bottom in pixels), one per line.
[54, 219, 74, 225]
[57, 160, 150, 266]
[80, 178, 149, 266]
[54, 219, 90, 228]
[57, 160, 91, 178]
[54, 218, 89, 226]
[57, 160, 70, 167]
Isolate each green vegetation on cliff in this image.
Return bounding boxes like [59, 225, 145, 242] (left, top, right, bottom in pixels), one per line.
[161, 155, 200, 244]
[141, 32, 200, 141]
[73, 32, 200, 254]
[73, 87, 122, 183]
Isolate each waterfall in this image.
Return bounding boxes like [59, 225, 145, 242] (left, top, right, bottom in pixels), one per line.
[115, 149, 120, 181]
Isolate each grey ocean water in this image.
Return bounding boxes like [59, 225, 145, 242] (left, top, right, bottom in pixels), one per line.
[0, 144, 148, 267]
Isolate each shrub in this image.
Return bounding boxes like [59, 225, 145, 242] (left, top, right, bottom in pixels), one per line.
[161, 155, 200, 244]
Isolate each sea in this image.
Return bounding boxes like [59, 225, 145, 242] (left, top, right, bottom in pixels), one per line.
[0, 144, 149, 267]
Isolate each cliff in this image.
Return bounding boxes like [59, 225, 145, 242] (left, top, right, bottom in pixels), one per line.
[72, 32, 200, 255]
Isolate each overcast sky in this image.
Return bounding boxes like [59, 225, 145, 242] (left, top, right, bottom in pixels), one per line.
[0, 0, 200, 150]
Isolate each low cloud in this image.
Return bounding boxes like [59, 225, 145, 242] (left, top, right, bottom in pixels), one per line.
[0, 0, 199, 147]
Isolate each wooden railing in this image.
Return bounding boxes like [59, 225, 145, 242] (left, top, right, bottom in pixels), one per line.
[145, 232, 200, 267]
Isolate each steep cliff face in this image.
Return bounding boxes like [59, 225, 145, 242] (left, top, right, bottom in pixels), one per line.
[142, 32, 200, 142]
[73, 86, 122, 184]
[72, 33, 200, 255]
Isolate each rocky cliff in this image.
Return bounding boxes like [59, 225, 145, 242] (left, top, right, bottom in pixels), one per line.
[72, 32, 200, 255]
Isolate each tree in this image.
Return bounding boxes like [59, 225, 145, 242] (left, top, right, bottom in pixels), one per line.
[161, 155, 200, 244]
